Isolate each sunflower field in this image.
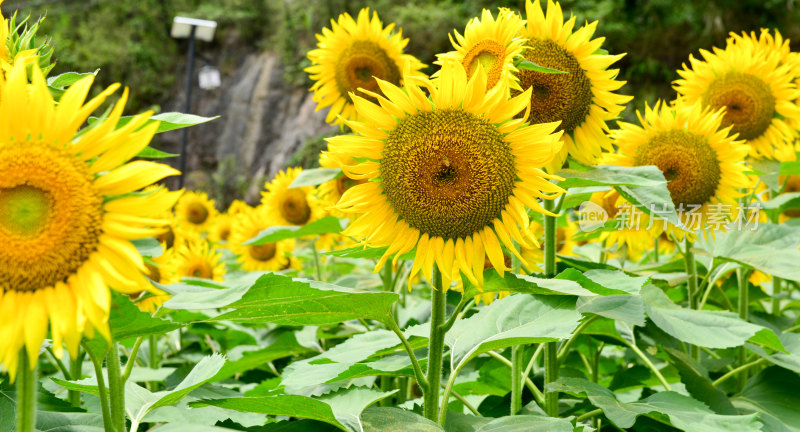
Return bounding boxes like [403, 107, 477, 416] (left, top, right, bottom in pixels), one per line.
[4, 0, 800, 431]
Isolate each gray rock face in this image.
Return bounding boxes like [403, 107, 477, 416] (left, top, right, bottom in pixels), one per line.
[156, 49, 336, 203]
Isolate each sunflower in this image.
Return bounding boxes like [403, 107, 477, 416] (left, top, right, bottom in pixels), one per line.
[436, 8, 526, 92]
[325, 60, 564, 290]
[261, 167, 325, 227]
[227, 199, 251, 216]
[780, 175, 800, 219]
[586, 189, 653, 256]
[306, 7, 426, 126]
[0, 60, 180, 376]
[161, 238, 226, 284]
[131, 257, 171, 314]
[209, 213, 233, 243]
[606, 100, 750, 237]
[515, 0, 631, 172]
[175, 191, 218, 233]
[229, 206, 297, 271]
[675, 32, 800, 161]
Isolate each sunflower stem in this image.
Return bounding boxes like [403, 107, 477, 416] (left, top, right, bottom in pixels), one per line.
[69, 351, 83, 407]
[737, 268, 750, 389]
[683, 238, 699, 360]
[107, 342, 127, 432]
[773, 276, 783, 316]
[424, 267, 447, 423]
[83, 341, 113, 432]
[122, 337, 144, 384]
[149, 334, 158, 369]
[543, 198, 559, 417]
[312, 239, 324, 281]
[16, 350, 37, 432]
[510, 239, 524, 416]
[653, 236, 660, 263]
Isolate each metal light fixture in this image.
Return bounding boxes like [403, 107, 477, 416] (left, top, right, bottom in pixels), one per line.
[171, 16, 218, 188]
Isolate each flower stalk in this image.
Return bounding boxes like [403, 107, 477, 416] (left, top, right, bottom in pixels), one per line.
[543, 198, 559, 417]
[16, 350, 37, 432]
[424, 267, 447, 422]
[107, 342, 127, 432]
[683, 238, 700, 360]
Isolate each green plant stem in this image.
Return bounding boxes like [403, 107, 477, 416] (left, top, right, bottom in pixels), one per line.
[522, 344, 544, 387]
[441, 296, 472, 334]
[45, 346, 72, 381]
[557, 316, 599, 364]
[737, 268, 750, 389]
[713, 358, 766, 387]
[69, 351, 83, 406]
[683, 238, 699, 360]
[16, 350, 37, 432]
[511, 345, 523, 415]
[485, 350, 545, 407]
[448, 387, 480, 416]
[623, 340, 671, 391]
[148, 334, 158, 369]
[773, 276, 783, 316]
[543, 198, 559, 416]
[653, 236, 660, 263]
[576, 408, 603, 423]
[387, 319, 428, 391]
[379, 376, 392, 407]
[106, 342, 127, 432]
[311, 240, 323, 281]
[121, 337, 144, 384]
[83, 342, 113, 432]
[424, 267, 447, 422]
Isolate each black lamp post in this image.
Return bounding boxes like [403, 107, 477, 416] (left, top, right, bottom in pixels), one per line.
[170, 16, 217, 188]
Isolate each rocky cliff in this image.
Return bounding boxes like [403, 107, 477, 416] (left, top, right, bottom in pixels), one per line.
[155, 41, 336, 206]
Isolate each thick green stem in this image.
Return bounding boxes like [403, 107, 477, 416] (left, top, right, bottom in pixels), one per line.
[511, 345, 523, 415]
[107, 342, 127, 432]
[683, 238, 699, 360]
[69, 351, 83, 406]
[653, 236, 660, 263]
[773, 276, 783, 316]
[312, 240, 324, 281]
[16, 350, 37, 432]
[543, 198, 559, 416]
[149, 334, 158, 369]
[424, 268, 447, 422]
[737, 268, 750, 389]
[379, 376, 392, 407]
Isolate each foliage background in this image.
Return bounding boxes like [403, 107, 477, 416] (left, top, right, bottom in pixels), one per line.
[5, 0, 800, 115]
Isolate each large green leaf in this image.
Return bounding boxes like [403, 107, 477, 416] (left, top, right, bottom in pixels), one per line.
[664, 348, 736, 415]
[642, 284, 784, 350]
[110, 294, 182, 341]
[87, 112, 218, 134]
[409, 294, 581, 371]
[693, 223, 800, 281]
[555, 269, 648, 295]
[162, 271, 267, 310]
[556, 165, 666, 189]
[361, 407, 443, 432]
[464, 268, 645, 299]
[733, 367, 800, 432]
[747, 332, 800, 374]
[246, 216, 345, 244]
[193, 387, 395, 432]
[576, 294, 646, 326]
[550, 377, 761, 431]
[126, 354, 226, 428]
[211, 273, 399, 326]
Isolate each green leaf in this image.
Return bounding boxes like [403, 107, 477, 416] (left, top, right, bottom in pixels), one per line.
[47, 71, 97, 88]
[110, 294, 182, 341]
[779, 160, 800, 176]
[663, 347, 737, 415]
[463, 271, 593, 298]
[361, 407, 443, 432]
[747, 332, 800, 374]
[214, 332, 316, 381]
[417, 294, 581, 371]
[126, 354, 226, 425]
[212, 273, 399, 326]
[88, 112, 218, 134]
[290, 168, 343, 188]
[642, 284, 784, 350]
[246, 216, 345, 244]
[694, 223, 800, 281]
[162, 271, 265, 310]
[556, 269, 648, 295]
[136, 146, 179, 159]
[576, 295, 646, 326]
[50, 377, 101, 397]
[515, 60, 566, 74]
[560, 186, 612, 210]
[36, 411, 105, 432]
[132, 237, 162, 258]
[733, 367, 800, 432]
[192, 387, 396, 432]
[751, 159, 781, 191]
[474, 415, 575, 432]
[551, 377, 761, 430]
[556, 165, 667, 189]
